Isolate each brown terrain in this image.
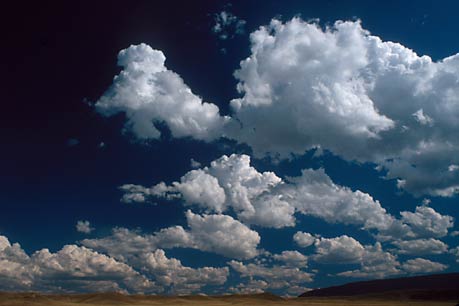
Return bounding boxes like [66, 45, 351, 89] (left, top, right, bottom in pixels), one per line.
[0, 292, 457, 306]
[1, 273, 458, 306]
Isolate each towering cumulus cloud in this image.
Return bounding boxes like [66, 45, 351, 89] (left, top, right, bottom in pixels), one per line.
[230, 18, 459, 196]
[95, 43, 230, 141]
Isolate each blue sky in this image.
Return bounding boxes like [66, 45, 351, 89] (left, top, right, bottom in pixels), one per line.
[1, 0, 459, 295]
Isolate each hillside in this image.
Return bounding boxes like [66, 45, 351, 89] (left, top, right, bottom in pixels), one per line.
[300, 273, 459, 300]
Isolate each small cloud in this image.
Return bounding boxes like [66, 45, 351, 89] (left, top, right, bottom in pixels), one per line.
[76, 220, 94, 234]
[66, 138, 79, 147]
[421, 198, 431, 206]
[212, 11, 246, 40]
[190, 158, 202, 169]
[412, 108, 434, 126]
[450, 230, 459, 237]
[98, 141, 106, 149]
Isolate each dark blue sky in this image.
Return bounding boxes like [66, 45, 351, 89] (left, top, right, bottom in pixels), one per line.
[1, 0, 459, 295]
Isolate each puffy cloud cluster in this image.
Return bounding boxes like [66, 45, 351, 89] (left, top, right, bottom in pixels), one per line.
[120, 154, 456, 243]
[229, 19, 394, 158]
[272, 251, 308, 268]
[212, 11, 246, 40]
[0, 234, 230, 294]
[451, 246, 459, 262]
[76, 220, 94, 234]
[95, 43, 230, 141]
[230, 18, 459, 197]
[141, 249, 228, 294]
[400, 205, 454, 238]
[120, 154, 403, 233]
[293, 232, 316, 248]
[309, 234, 449, 278]
[120, 154, 289, 228]
[97, 18, 459, 197]
[312, 235, 365, 264]
[83, 210, 260, 260]
[228, 259, 313, 292]
[336, 241, 402, 279]
[391, 238, 448, 255]
[401, 258, 448, 274]
[0, 235, 156, 293]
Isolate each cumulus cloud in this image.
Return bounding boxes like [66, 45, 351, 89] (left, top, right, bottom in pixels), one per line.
[293, 232, 316, 248]
[228, 259, 313, 292]
[0, 235, 157, 293]
[96, 18, 459, 197]
[273, 250, 308, 268]
[182, 210, 260, 259]
[0, 236, 32, 290]
[412, 109, 434, 126]
[279, 168, 404, 235]
[228, 279, 268, 294]
[83, 210, 260, 260]
[95, 43, 230, 141]
[119, 154, 289, 228]
[119, 154, 407, 235]
[141, 249, 228, 294]
[190, 158, 201, 169]
[451, 246, 459, 262]
[212, 11, 246, 40]
[391, 238, 448, 255]
[76, 220, 94, 234]
[337, 242, 401, 279]
[400, 206, 454, 238]
[229, 17, 459, 197]
[0, 234, 232, 294]
[312, 235, 365, 264]
[401, 258, 448, 274]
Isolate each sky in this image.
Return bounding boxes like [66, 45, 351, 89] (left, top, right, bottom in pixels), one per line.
[2, 0, 459, 296]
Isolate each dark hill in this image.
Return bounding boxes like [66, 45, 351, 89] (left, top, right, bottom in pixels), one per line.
[300, 273, 459, 300]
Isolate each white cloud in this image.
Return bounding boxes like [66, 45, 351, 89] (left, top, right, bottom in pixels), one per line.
[0, 235, 158, 293]
[400, 206, 454, 238]
[228, 279, 268, 294]
[119, 154, 405, 235]
[412, 109, 434, 126]
[228, 17, 459, 197]
[451, 246, 459, 262]
[95, 43, 230, 141]
[83, 210, 260, 260]
[190, 158, 201, 169]
[0, 236, 33, 290]
[142, 249, 228, 294]
[0, 234, 232, 294]
[120, 154, 289, 228]
[392, 238, 448, 255]
[212, 11, 246, 40]
[401, 258, 448, 274]
[337, 242, 401, 279]
[228, 259, 313, 292]
[280, 168, 404, 234]
[76, 220, 94, 234]
[293, 232, 316, 248]
[312, 235, 365, 264]
[96, 18, 459, 197]
[182, 210, 260, 259]
[273, 250, 308, 268]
